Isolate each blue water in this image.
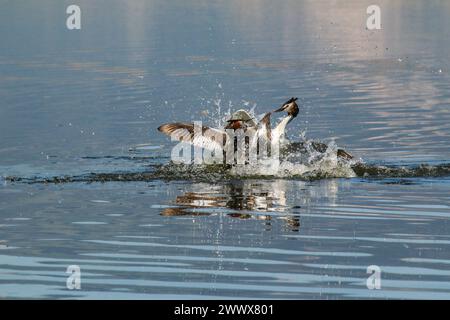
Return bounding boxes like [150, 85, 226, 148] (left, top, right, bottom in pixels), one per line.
[1, 0, 450, 299]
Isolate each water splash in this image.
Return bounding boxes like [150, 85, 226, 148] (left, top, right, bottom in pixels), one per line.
[5, 161, 450, 184]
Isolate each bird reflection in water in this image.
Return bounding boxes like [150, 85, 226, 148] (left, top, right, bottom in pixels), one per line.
[160, 180, 301, 232]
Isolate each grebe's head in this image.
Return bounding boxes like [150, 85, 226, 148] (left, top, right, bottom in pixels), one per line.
[275, 97, 299, 118]
[225, 109, 257, 129]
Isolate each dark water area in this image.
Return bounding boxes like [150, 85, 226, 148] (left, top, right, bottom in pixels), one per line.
[1, 0, 450, 299]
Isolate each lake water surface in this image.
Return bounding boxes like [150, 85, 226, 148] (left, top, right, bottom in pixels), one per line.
[1, 0, 450, 299]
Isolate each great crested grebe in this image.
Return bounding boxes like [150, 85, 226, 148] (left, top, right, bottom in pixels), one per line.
[157, 97, 352, 161]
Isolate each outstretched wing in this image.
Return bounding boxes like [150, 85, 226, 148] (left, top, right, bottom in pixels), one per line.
[158, 122, 227, 151]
